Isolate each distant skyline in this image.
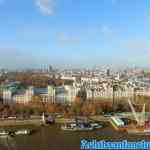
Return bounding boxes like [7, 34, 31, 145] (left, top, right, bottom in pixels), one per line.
[0, 0, 150, 69]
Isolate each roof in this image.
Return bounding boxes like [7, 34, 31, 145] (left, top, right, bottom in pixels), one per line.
[34, 88, 48, 94]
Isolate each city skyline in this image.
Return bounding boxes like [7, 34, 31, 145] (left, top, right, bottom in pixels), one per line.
[0, 0, 150, 69]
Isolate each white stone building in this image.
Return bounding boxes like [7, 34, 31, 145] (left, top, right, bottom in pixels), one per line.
[3, 85, 56, 105]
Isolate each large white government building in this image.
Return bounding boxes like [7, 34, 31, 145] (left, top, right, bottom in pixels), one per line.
[2, 83, 56, 104]
[2, 82, 79, 105]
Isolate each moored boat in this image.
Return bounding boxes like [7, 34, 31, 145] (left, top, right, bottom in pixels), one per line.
[15, 129, 31, 135]
[0, 130, 9, 136]
[127, 129, 150, 135]
[90, 123, 103, 129]
[61, 123, 76, 131]
[61, 123, 94, 131]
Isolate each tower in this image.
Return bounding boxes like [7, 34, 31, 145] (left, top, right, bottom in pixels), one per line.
[106, 68, 110, 77]
[48, 65, 53, 73]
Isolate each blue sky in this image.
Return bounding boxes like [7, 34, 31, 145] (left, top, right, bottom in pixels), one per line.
[0, 0, 150, 69]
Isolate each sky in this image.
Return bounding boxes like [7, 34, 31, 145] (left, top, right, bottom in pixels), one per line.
[0, 0, 150, 69]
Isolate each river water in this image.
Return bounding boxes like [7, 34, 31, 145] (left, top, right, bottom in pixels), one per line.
[0, 124, 149, 150]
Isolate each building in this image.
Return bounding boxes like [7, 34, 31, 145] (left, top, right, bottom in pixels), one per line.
[3, 86, 33, 105]
[106, 68, 110, 77]
[12, 87, 33, 104]
[2, 84, 56, 105]
[3, 88, 13, 104]
[64, 85, 79, 103]
[33, 86, 55, 103]
[61, 75, 76, 81]
[55, 85, 79, 103]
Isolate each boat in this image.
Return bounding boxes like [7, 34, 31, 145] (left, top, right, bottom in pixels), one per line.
[45, 116, 55, 124]
[61, 123, 76, 131]
[90, 123, 103, 129]
[15, 129, 31, 135]
[0, 130, 9, 136]
[127, 129, 150, 135]
[74, 124, 93, 131]
[61, 123, 93, 131]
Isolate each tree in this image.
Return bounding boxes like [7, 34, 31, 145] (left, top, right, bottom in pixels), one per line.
[102, 103, 113, 114]
[63, 105, 71, 118]
[2, 107, 9, 117]
[77, 88, 87, 102]
[47, 104, 56, 113]
[31, 95, 42, 106]
[81, 102, 90, 116]
[115, 103, 129, 112]
[81, 101, 97, 116]
[71, 99, 82, 116]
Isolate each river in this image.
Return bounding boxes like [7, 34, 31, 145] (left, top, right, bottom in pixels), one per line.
[0, 124, 149, 150]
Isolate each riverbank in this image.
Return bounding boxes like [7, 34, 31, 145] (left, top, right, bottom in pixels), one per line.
[55, 115, 110, 123]
[0, 118, 43, 127]
[0, 115, 110, 127]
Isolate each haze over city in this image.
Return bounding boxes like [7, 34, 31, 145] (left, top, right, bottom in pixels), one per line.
[0, 0, 150, 69]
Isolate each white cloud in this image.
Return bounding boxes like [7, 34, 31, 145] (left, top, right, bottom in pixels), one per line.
[36, 0, 54, 16]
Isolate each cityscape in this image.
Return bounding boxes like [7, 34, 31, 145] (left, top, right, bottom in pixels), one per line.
[1, 66, 150, 106]
[1, 0, 150, 149]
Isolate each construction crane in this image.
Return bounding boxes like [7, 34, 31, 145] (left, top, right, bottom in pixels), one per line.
[128, 99, 145, 126]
